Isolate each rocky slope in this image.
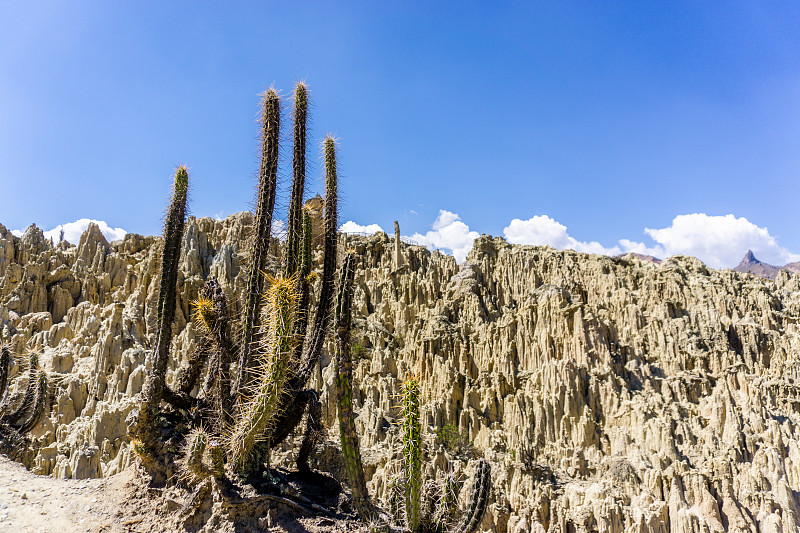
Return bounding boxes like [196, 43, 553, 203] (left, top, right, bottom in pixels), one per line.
[1, 215, 800, 533]
[732, 250, 800, 280]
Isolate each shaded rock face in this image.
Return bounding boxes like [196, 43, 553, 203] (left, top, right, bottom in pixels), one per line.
[2, 216, 800, 532]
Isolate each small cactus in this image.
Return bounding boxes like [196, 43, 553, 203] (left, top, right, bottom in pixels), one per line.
[180, 427, 224, 484]
[0, 345, 10, 401]
[453, 459, 491, 533]
[16, 371, 48, 434]
[402, 378, 423, 532]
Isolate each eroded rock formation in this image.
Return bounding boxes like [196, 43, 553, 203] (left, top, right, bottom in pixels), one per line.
[1, 216, 799, 533]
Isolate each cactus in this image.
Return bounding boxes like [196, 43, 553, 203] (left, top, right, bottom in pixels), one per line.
[286, 82, 308, 277]
[433, 471, 459, 527]
[237, 88, 280, 393]
[388, 377, 491, 533]
[16, 371, 48, 434]
[133, 165, 189, 451]
[0, 345, 10, 401]
[402, 377, 423, 532]
[180, 427, 224, 484]
[334, 250, 373, 520]
[264, 134, 339, 459]
[190, 280, 234, 431]
[453, 459, 491, 533]
[228, 274, 297, 476]
[3, 353, 40, 427]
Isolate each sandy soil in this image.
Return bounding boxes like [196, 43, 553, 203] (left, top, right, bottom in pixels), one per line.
[0, 456, 131, 533]
[0, 456, 370, 533]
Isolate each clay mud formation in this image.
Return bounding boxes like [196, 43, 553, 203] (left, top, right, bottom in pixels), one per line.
[1, 216, 799, 532]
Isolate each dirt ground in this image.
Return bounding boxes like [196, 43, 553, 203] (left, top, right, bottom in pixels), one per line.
[0, 455, 128, 532]
[0, 456, 370, 533]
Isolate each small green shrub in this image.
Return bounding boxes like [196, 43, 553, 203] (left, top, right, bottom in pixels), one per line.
[435, 424, 472, 455]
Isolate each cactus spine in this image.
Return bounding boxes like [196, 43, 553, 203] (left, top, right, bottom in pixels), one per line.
[237, 88, 280, 392]
[403, 378, 422, 532]
[4, 353, 40, 427]
[266, 134, 339, 453]
[181, 427, 224, 483]
[286, 82, 308, 277]
[135, 165, 188, 450]
[0, 345, 9, 401]
[334, 250, 373, 520]
[229, 275, 297, 475]
[16, 371, 47, 434]
[454, 459, 491, 533]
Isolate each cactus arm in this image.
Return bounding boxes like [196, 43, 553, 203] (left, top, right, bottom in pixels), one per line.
[296, 390, 323, 475]
[2, 353, 40, 426]
[134, 166, 188, 446]
[334, 251, 373, 520]
[263, 135, 340, 451]
[452, 459, 491, 533]
[236, 88, 281, 393]
[0, 345, 10, 402]
[16, 371, 47, 434]
[434, 472, 460, 530]
[191, 280, 234, 429]
[403, 378, 422, 532]
[295, 135, 339, 383]
[286, 82, 308, 277]
[228, 275, 297, 477]
[292, 209, 314, 362]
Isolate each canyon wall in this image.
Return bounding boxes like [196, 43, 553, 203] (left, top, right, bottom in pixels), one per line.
[1, 215, 799, 533]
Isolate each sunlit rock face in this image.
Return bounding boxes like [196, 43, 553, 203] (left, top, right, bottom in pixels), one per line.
[2, 215, 800, 533]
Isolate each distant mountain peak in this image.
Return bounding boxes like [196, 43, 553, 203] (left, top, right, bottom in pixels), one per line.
[734, 250, 780, 279]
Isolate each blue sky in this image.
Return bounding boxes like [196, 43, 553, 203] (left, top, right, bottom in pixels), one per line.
[2, 2, 799, 267]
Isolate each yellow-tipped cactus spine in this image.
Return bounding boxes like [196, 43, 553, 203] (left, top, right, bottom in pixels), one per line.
[229, 274, 297, 476]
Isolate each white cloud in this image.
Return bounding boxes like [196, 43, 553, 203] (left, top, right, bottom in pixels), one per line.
[503, 212, 800, 269]
[39, 219, 127, 245]
[503, 215, 621, 256]
[340, 221, 384, 235]
[11, 229, 22, 237]
[635, 213, 800, 269]
[409, 210, 479, 263]
[271, 219, 286, 238]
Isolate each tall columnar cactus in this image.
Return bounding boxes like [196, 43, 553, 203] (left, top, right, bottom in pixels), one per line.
[266, 134, 339, 455]
[402, 378, 423, 532]
[237, 88, 280, 392]
[334, 250, 373, 520]
[286, 82, 308, 277]
[134, 165, 188, 450]
[228, 275, 297, 476]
